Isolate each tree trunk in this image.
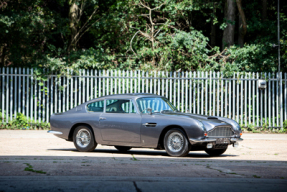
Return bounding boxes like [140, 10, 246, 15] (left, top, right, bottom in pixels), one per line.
[189, 11, 192, 28]
[236, 0, 247, 47]
[210, 6, 216, 47]
[211, 23, 216, 47]
[1, 46, 6, 67]
[238, 15, 244, 47]
[222, 0, 236, 49]
[68, 0, 79, 52]
[262, 0, 267, 21]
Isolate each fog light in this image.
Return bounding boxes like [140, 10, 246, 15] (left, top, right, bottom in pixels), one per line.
[233, 142, 239, 148]
[206, 143, 213, 149]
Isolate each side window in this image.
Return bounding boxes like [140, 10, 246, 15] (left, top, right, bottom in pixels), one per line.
[121, 101, 130, 113]
[130, 102, 136, 113]
[106, 99, 136, 113]
[106, 100, 121, 113]
[87, 100, 104, 112]
[121, 101, 136, 113]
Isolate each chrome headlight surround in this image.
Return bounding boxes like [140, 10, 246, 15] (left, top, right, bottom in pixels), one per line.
[228, 119, 241, 131]
[217, 117, 241, 131]
[195, 120, 206, 132]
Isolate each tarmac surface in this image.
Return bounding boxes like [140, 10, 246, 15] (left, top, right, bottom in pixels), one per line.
[0, 130, 287, 191]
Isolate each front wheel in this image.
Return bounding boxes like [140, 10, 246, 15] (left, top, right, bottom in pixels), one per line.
[164, 128, 190, 157]
[205, 147, 228, 156]
[73, 126, 97, 152]
[114, 146, 132, 152]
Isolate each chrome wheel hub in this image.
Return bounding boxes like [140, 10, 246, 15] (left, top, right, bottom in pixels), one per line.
[167, 132, 184, 152]
[76, 129, 91, 148]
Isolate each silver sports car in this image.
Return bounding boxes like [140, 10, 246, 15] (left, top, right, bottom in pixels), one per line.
[48, 93, 243, 157]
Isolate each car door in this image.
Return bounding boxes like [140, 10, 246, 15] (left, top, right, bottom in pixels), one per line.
[85, 100, 105, 143]
[99, 99, 141, 143]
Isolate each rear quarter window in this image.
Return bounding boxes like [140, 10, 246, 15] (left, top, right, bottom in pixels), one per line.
[87, 100, 104, 112]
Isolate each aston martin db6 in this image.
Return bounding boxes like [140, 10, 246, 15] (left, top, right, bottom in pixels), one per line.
[48, 93, 243, 157]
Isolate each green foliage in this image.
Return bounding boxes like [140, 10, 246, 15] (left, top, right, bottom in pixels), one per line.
[262, 119, 269, 131]
[37, 48, 114, 76]
[12, 113, 29, 128]
[224, 44, 277, 73]
[24, 163, 46, 174]
[0, 113, 50, 130]
[133, 29, 213, 71]
[283, 120, 287, 133]
[1, 0, 286, 73]
[246, 124, 260, 133]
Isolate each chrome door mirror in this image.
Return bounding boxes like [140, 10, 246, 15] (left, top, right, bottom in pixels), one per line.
[146, 108, 152, 115]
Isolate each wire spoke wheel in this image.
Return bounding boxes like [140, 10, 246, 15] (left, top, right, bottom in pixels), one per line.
[76, 129, 91, 148]
[73, 126, 97, 152]
[167, 132, 184, 152]
[164, 128, 190, 157]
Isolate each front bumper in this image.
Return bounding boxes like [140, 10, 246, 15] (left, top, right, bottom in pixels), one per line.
[47, 130, 63, 135]
[189, 137, 243, 144]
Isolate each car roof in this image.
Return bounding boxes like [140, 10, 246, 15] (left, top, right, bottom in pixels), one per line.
[86, 93, 163, 103]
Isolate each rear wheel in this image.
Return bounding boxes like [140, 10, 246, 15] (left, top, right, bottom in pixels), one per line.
[164, 128, 190, 157]
[73, 126, 97, 152]
[114, 146, 132, 152]
[205, 147, 228, 156]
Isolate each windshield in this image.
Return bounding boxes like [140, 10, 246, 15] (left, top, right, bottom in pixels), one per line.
[136, 97, 178, 113]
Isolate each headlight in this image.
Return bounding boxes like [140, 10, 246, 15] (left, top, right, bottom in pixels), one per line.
[229, 120, 241, 130]
[196, 120, 206, 132]
[217, 117, 241, 131]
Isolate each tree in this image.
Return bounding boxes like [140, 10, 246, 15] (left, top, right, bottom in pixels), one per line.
[127, 0, 168, 65]
[68, 0, 100, 52]
[0, 0, 286, 72]
[0, 0, 57, 67]
[262, 0, 267, 21]
[222, 0, 236, 49]
[236, 0, 247, 47]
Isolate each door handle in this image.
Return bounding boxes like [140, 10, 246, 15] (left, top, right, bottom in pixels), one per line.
[143, 123, 157, 127]
[99, 117, 106, 120]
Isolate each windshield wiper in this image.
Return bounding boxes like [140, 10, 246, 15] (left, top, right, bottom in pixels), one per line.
[160, 110, 175, 113]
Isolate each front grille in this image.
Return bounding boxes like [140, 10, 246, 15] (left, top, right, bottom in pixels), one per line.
[208, 126, 234, 137]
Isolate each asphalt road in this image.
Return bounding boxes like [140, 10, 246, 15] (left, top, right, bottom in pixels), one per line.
[0, 130, 287, 192]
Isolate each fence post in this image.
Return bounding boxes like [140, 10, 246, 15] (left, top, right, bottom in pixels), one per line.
[280, 72, 283, 129]
[1, 67, 4, 123]
[285, 73, 287, 125]
[255, 72, 258, 127]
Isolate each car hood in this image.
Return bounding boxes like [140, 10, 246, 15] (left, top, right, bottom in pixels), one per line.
[157, 112, 233, 131]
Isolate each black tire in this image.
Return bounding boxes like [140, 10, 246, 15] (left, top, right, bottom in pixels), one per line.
[73, 126, 97, 152]
[114, 146, 132, 152]
[205, 147, 228, 156]
[164, 128, 190, 157]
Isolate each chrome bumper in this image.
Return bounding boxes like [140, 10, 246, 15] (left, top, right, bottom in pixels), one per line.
[47, 130, 63, 135]
[230, 138, 243, 142]
[189, 138, 217, 143]
[189, 137, 243, 144]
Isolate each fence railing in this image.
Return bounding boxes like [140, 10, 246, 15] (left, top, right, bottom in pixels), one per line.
[0, 68, 286, 128]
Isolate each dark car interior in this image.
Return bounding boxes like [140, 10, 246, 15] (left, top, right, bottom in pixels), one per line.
[106, 100, 129, 113]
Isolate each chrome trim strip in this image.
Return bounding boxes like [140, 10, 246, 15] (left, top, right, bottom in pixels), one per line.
[47, 131, 63, 135]
[189, 138, 217, 143]
[230, 138, 243, 142]
[189, 137, 243, 144]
